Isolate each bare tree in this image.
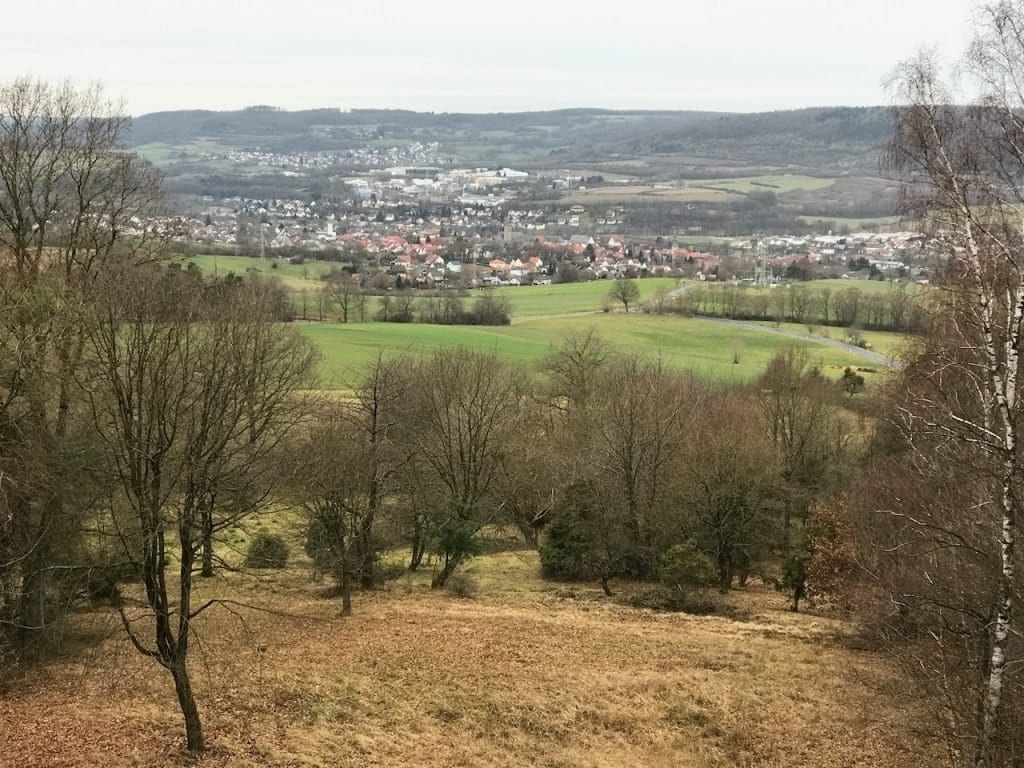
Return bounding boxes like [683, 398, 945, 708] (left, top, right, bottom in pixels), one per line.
[608, 277, 640, 312]
[755, 348, 849, 549]
[347, 354, 410, 587]
[324, 270, 361, 323]
[540, 326, 612, 416]
[682, 395, 779, 590]
[84, 266, 317, 752]
[292, 353, 410, 599]
[590, 356, 698, 578]
[0, 78, 161, 652]
[291, 408, 367, 615]
[883, 9, 1024, 764]
[399, 349, 524, 587]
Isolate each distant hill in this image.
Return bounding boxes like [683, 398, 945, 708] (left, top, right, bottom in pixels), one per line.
[626, 107, 893, 173]
[129, 106, 891, 176]
[130, 107, 724, 147]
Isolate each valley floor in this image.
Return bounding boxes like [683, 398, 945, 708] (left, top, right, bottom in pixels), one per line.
[1, 552, 937, 767]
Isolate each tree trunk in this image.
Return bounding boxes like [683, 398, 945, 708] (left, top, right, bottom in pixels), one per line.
[341, 563, 352, 617]
[599, 576, 613, 597]
[16, 567, 46, 654]
[431, 554, 460, 588]
[409, 518, 426, 571]
[358, 511, 375, 589]
[976, 467, 1016, 768]
[717, 554, 732, 592]
[409, 542, 424, 571]
[200, 498, 214, 578]
[170, 661, 204, 753]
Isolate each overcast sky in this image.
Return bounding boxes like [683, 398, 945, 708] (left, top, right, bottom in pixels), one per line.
[1, 0, 978, 115]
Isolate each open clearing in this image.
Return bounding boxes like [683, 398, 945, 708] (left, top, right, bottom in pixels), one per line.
[694, 175, 835, 194]
[169, 257, 905, 382]
[564, 175, 836, 204]
[753, 322, 911, 360]
[177, 254, 337, 292]
[305, 314, 887, 387]
[493, 278, 677, 316]
[0, 545, 936, 768]
[564, 185, 740, 204]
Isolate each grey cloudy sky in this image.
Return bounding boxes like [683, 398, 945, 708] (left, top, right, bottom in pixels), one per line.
[2, 0, 978, 115]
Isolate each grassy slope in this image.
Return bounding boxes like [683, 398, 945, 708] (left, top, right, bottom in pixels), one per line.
[306, 314, 883, 388]
[171, 255, 904, 382]
[493, 278, 678, 316]
[0, 547, 937, 767]
[178, 254, 337, 292]
[756, 322, 911, 360]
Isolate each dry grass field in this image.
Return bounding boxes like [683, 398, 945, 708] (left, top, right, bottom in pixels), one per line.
[564, 185, 739, 204]
[0, 545, 938, 768]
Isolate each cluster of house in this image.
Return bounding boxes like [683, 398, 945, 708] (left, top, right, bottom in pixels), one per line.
[736, 231, 924, 274]
[197, 142, 448, 172]
[131, 151, 933, 286]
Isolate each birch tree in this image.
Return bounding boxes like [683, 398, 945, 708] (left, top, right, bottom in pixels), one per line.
[886, 7, 1024, 763]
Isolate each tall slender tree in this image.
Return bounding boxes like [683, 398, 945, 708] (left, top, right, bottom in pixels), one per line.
[885, 7, 1024, 764]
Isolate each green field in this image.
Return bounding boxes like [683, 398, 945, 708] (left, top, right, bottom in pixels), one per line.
[177, 254, 337, 291]
[755, 322, 911, 360]
[495, 278, 678, 317]
[172, 256, 904, 381]
[179, 254, 678, 317]
[304, 314, 884, 388]
[805, 278, 918, 295]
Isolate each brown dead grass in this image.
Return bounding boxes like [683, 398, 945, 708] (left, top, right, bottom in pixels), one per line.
[0, 552, 938, 768]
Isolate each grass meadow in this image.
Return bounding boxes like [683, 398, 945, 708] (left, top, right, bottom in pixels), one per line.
[177, 254, 338, 292]
[305, 314, 885, 389]
[1, 532, 938, 768]
[754, 322, 912, 360]
[494, 277, 677, 316]
[173, 255, 903, 386]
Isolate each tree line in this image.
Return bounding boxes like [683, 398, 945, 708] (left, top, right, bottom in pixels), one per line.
[657, 281, 925, 333]
[293, 338, 854, 612]
[0, 79, 319, 752]
[323, 273, 513, 326]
